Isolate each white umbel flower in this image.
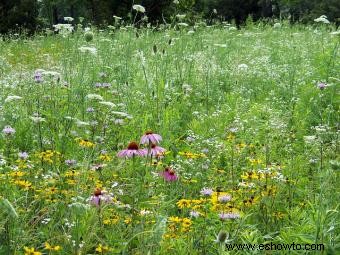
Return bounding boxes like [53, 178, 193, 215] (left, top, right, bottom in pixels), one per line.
[64, 17, 74, 22]
[314, 15, 330, 24]
[5, 95, 22, 103]
[79, 46, 97, 55]
[133, 4, 145, 13]
[86, 94, 104, 101]
[99, 101, 116, 108]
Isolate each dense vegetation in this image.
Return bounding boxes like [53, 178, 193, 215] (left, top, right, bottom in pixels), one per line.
[0, 19, 339, 254]
[0, 0, 339, 33]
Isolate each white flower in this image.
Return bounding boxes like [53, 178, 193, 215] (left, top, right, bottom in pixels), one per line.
[111, 111, 129, 117]
[5, 95, 22, 103]
[75, 119, 90, 127]
[314, 15, 330, 24]
[0, 158, 6, 166]
[214, 44, 227, 48]
[330, 31, 340, 35]
[99, 101, 116, 108]
[41, 70, 61, 78]
[304, 136, 317, 144]
[79, 46, 97, 55]
[86, 94, 103, 101]
[64, 17, 74, 22]
[173, 0, 179, 4]
[30, 116, 46, 123]
[53, 23, 74, 37]
[178, 23, 189, 27]
[140, 209, 151, 216]
[238, 63, 248, 71]
[273, 23, 281, 29]
[132, 4, 146, 13]
[113, 15, 122, 20]
[176, 14, 186, 20]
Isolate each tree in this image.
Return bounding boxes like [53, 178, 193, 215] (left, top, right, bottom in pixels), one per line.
[0, 0, 39, 34]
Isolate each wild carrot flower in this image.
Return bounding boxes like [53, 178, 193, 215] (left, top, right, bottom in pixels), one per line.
[140, 130, 162, 145]
[132, 4, 146, 13]
[160, 167, 178, 182]
[2, 125, 15, 135]
[117, 141, 146, 158]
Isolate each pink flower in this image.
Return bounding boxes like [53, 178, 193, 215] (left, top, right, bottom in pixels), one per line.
[140, 130, 162, 145]
[117, 141, 146, 158]
[89, 188, 113, 207]
[317, 82, 327, 90]
[142, 143, 166, 157]
[160, 167, 178, 182]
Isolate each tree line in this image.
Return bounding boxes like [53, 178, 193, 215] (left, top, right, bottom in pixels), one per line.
[0, 0, 339, 34]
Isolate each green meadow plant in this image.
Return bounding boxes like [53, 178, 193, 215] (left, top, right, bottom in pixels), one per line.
[0, 18, 339, 254]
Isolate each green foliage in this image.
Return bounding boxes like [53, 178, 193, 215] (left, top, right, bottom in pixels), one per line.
[0, 23, 339, 254]
[1, 0, 339, 33]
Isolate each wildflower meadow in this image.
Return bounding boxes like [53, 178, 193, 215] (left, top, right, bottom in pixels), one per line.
[0, 16, 339, 255]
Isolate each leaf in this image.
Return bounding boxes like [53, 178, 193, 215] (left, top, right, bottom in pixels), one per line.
[0, 199, 18, 219]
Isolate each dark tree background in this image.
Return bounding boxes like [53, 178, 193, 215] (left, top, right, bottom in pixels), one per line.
[0, 0, 339, 34]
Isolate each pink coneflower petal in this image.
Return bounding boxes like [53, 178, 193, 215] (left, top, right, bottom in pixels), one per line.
[149, 145, 166, 157]
[117, 141, 146, 158]
[140, 131, 162, 145]
[160, 167, 178, 182]
[141, 136, 148, 144]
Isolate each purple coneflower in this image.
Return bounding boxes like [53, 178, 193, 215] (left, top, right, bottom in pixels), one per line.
[2, 126, 15, 136]
[218, 212, 240, 220]
[140, 130, 162, 145]
[143, 143, 166, 157]
[89, 188, 113, 207]
[200, 187, 213, 196]
[160, 167, 178, 182]
[117, 141, 146, 158]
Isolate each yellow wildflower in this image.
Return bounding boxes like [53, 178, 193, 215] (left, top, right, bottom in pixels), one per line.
[45, 242, 61, 251]
[95, 244, 110, 253]
[24, 247, 42, 255]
